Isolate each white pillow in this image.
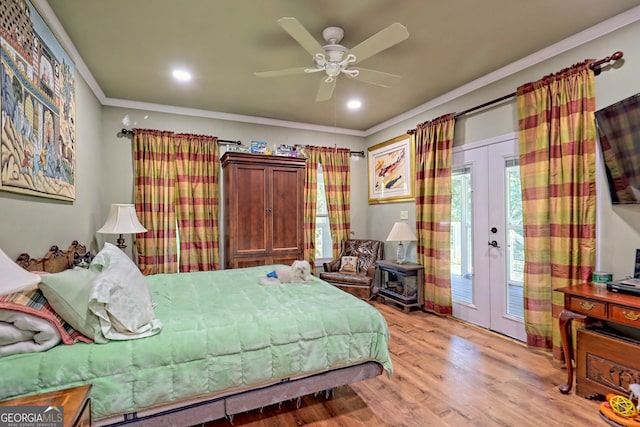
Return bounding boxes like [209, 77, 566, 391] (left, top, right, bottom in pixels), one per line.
[89, 243, 162, 340]
[0, 248, 41, 296]
[339, 256, 358, 273]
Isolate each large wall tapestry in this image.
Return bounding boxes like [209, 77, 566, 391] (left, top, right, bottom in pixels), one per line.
[0, 0, 76, 201]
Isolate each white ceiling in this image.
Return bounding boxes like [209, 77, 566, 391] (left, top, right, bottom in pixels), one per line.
[39, 0, 640, 135]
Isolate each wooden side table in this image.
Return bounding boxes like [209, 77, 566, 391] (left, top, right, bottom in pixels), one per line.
[556, 283, 640, 396]
[0, 385, 92, 427]
[376, 260, 424, 312]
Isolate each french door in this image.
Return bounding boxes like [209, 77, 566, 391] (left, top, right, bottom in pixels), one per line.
[450, 137, 526, 341]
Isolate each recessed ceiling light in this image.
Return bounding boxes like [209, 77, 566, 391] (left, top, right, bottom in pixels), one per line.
[172, 69, 192, 82]
[347, 99, 362, 110]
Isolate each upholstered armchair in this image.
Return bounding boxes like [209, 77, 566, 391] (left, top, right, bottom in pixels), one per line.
[319, 239, 384, 299]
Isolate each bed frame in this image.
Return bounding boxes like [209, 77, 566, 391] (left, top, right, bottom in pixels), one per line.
[16, 241, 88, 273]
[15, 242, 386, 426]
[99, 362, 382, 426]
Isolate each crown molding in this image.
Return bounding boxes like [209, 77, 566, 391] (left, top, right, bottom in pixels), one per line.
[364, 5, 640, 136]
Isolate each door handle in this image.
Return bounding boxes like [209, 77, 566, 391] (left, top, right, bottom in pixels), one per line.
[488, 240, 500, 248]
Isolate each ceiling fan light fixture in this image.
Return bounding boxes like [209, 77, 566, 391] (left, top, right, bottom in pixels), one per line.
[325, 62, 341, 77]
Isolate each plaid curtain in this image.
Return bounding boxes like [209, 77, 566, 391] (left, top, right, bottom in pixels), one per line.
[320, 147, 351, 257]
[174, 133, 220, 271]
[302, 146, 351, 263]
[133, 129, 178, 274]
[302, 147, 320, 267]
[414, 114, 455, 314]
[516, 60, 597, 361]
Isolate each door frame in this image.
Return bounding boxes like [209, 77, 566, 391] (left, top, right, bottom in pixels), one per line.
[451, 132, 525, 341]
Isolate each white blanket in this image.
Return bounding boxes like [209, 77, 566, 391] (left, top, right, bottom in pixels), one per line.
[0, 309, 61, 357]
[0, 248, 41, 296]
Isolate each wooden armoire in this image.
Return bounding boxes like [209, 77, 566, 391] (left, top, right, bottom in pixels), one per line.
[221, 152, 306, 269]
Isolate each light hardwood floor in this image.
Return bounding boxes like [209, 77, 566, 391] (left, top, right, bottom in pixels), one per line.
[204, 300, 602, 427]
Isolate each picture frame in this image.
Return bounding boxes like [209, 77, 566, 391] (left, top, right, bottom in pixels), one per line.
[368, 134, 415, 204]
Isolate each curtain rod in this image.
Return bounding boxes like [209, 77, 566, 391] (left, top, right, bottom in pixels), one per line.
[118, 128, 365, 156]
[407, 51, 624, 134]
[117, 128, 241, 145]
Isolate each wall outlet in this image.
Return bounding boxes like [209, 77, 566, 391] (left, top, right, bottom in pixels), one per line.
[400, 210, 409, 220]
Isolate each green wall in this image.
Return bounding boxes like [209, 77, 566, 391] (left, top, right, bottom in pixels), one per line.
[0, 75, 103, 260]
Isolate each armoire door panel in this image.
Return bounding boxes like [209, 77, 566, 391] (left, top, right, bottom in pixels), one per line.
[271, 168, 303, 251]
[234, 166, 268, 253]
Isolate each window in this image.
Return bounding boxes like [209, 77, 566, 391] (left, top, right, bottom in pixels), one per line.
[315, 164, 333, 259]
[450, 166, 473, 304]
[505, 158, 524, 319]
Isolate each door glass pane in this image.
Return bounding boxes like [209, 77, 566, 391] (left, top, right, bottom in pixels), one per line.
[451, 166, 473, 304]
[505, 159, 524, 319]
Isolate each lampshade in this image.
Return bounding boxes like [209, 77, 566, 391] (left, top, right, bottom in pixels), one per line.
[386, 221, 417, 264]
[98, 204, 147, 234]
[386, 222, 417, 242]
[97, 204, 147, 250]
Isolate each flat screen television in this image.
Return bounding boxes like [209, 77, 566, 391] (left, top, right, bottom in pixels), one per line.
[595, 92, 640, 204]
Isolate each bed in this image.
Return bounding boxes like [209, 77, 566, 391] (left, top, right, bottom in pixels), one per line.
[0, 242, 392, 426]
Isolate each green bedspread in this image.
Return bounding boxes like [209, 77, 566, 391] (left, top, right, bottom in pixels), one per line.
[0, 265, 392, 421]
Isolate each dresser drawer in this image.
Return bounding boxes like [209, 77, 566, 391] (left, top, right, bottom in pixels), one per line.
[568, 296, 607, 317]
[610, 304, 640, 327]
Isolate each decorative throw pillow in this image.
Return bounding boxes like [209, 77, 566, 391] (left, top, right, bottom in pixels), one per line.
[339, 256, 358, 273]
[0, 248, 41, 296]
[88, 243, 162, 340]
[39, 268, 108, 343]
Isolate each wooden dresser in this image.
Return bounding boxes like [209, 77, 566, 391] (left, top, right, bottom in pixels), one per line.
[0, 385, 92, 427]
[557, 283, 640, 397]
[222, 152, 305, 269]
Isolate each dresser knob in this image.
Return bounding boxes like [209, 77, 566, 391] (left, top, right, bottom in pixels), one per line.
[623, 310, 640, 321]
[580, 301, 595, 310]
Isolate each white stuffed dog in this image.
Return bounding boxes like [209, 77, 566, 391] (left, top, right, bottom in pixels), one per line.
[258, 260, 313, 285]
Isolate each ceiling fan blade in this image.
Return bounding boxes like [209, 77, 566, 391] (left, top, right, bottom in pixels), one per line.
[278, 17, 325, 57]
[254, 67, 309, 78]
[316, 78, 336, 102]
[349, 22, 409, 64]
[349, 68, 401, 88]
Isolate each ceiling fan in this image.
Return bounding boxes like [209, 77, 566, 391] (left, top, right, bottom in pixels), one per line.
[254, 17, 409, 102]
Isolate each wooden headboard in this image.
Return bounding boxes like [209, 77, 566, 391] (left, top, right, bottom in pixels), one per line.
[16, 241, 88, 273]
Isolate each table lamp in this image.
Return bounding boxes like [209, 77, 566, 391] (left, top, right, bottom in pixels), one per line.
[97, 204, 147, 250]
[386, 221, 417, 264]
